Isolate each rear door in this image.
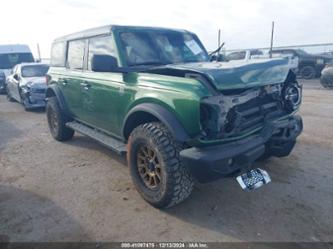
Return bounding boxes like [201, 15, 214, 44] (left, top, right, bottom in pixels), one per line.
[61, 39, 87, 119]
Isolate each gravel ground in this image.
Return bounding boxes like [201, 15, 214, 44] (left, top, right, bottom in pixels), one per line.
[0, 79, 332, 242]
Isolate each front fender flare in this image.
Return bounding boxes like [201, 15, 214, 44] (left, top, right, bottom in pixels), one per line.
[122, 103, 190, 142]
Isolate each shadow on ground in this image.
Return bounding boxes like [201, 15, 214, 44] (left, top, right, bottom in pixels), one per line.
[0, 119, 22, 152]
[0, 185, 90, 242]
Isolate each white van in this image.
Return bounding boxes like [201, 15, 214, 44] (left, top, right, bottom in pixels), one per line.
[226, 49, 299, 73]
[0, 44, 35, 93]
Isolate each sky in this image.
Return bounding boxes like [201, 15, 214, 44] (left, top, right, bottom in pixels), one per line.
[1, 0, 332, 58]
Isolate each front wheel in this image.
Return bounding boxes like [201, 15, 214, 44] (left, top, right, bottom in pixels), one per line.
[46, 97, 74, 141]
[6, 90, 15, 102]
[127, 122, 194, 208]
[257, 140, 296, 161]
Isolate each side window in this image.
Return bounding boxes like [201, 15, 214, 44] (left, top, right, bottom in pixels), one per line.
[50, 42, 66, 67]
[88, 35, 116, 70]
[67, 40, 85, 70]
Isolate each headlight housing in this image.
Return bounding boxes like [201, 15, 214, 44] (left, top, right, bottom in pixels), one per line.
[283, 83, 302, 112]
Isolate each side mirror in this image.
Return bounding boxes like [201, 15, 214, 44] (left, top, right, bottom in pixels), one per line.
[91, 54, 119, 72]
[13, 74, 19, 81]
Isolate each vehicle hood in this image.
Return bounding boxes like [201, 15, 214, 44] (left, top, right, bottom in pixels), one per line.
[160, 58, 292, 90]
[21, 77, 47, 88]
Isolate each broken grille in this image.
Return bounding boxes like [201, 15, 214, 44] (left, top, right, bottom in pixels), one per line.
[223, 95, 284, 137]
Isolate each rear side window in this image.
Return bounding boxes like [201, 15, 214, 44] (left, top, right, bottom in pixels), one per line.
[50, 42, 66, 67]
[88, 36, 116, 70]
[67, 40, 85, 70]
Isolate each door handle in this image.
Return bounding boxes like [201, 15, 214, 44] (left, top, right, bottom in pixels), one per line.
[80, 82, 91, 90]
[59, 79, 68, 86]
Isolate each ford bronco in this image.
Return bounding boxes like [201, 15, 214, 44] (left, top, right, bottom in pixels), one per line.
[46, 25, 303, 208]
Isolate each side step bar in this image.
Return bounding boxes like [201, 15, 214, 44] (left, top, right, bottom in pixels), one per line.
[66, 121, 127, 155]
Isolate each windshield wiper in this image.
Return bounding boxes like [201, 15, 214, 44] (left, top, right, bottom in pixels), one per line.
[131, 61, 166, 67]
[209, 42, 225, 57]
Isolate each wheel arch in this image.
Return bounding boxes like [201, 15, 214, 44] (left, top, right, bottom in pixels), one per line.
[122, 103, 190, 142]
[45, 85, 71, 116]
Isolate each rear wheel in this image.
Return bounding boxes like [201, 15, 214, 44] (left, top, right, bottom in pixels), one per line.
[46, 97, 74, 141]
[299, 65, 316, 79]
[127, 122, 194, 208]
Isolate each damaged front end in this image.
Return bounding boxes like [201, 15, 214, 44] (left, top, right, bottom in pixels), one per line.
[199, 74, 302, 141]
[20, 82, 47, 109]
[180, 72, 303, 183]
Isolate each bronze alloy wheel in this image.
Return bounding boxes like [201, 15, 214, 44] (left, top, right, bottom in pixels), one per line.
[48, 108, 59, 135]
[128, 122, 194, 208]
[136, 144, 162, 190]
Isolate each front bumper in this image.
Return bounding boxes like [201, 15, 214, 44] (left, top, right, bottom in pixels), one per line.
[21, 87, 47, 108]
[180, 115, 303, 183]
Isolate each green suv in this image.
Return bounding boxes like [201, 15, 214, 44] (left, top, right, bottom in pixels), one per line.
[46, 25, 303, 208]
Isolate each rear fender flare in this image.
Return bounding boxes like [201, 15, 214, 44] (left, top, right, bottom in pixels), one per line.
[45, 85, 71, 116]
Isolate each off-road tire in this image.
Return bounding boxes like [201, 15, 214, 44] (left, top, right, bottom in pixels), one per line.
[299, 65, 316, 79]
[127, 122, 194, 208]
[320, 75, 333, 89]
[46, 97, 74, 141]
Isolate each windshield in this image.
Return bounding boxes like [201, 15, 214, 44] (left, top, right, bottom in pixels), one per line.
[0, 53, 34, 69]
[21, 65, 49, 77]
[118, 30, 209, 66]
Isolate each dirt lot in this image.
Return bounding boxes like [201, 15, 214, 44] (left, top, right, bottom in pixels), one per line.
[0, 79, 332, 242]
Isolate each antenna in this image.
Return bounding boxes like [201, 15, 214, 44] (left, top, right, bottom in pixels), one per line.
[217, 29, 221, 62]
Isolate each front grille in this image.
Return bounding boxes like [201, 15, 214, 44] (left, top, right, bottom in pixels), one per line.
[222, 94, 284, 137]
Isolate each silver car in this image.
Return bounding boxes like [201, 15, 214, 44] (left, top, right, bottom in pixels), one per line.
[6, 63, 49, 110]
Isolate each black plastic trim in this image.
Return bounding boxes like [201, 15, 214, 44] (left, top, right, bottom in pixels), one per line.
[45, 85, 71, 116]
[180, 115, 303, 183]
[122, 103, 190, 142]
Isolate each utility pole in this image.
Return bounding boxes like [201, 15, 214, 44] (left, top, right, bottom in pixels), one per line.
[36, 43, 41, 62]
[217, 29, 221, 61]
[269, 21, 275, 58]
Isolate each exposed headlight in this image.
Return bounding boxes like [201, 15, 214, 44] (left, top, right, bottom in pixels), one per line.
[316, 59, 324, 65]
[284, 83, 302, 112]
